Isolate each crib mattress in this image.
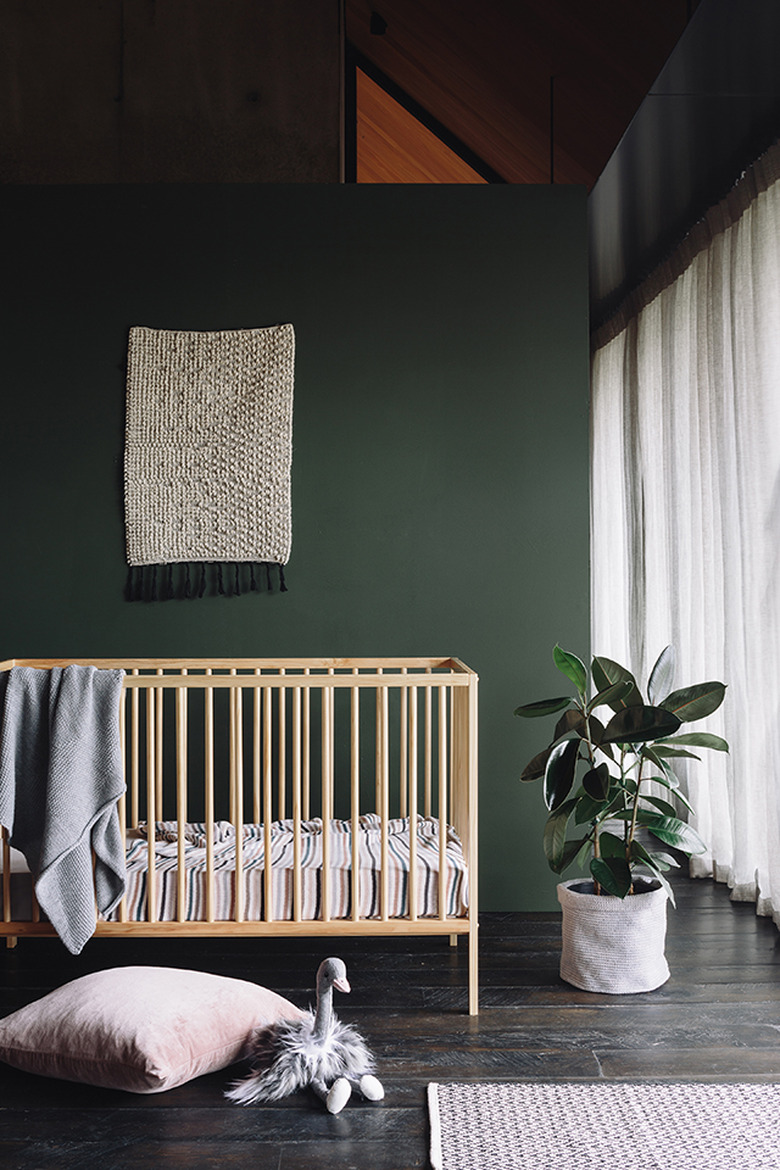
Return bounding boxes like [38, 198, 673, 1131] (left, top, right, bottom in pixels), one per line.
[108, 813, 469, 923]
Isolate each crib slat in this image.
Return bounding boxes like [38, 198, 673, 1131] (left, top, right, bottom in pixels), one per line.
[408, 686, 418, 922]
[229, 673, 237, 826]
[278, 670, 286, 821]
[204, 673, 215, 924]
[438, 686, 448, 923]
[302, 670, 311, 822]
[130, 670, 139, 828]
[232, 675, 244, 924]
[263, 686, 273, 923]
[321, 684, 332, 923]
[400, 671, 408, 819]
[374, 670, 382, 815]
[424, 675, 433, 818]
[292, 686, 302, 923]
[176, 673, 188, 923]
[146, 687, 157, 923]
[155, 671, 164, 822]
[351, 673, 360, 923]
[117, 696, 127, 924]
[253, 672, 261, 824]
[380, 685, 389, 921]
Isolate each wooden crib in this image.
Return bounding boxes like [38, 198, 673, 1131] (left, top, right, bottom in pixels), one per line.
[0, 658, 479, 1014]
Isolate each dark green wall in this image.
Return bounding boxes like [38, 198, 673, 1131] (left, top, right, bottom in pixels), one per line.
[1, 184, 589, 910]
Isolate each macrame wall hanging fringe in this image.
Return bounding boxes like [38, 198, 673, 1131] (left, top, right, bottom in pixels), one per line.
[123, 323, 294, 604]
[125, 562, 287, 603]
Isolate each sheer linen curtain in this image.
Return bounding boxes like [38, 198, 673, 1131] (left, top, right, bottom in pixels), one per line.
[591, 142, 780, 922]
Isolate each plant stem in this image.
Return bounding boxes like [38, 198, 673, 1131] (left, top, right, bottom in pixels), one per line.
[592, 823, 601, 895]
[626, 753, 645, 896]
[582, 701, 602, 893]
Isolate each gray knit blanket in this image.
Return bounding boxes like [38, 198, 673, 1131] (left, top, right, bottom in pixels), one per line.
[0, 666, 126, 954]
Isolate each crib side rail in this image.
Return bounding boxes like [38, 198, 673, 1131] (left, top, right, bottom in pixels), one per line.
[117, 660, 476, 927]
[1, 658, 479, 1010]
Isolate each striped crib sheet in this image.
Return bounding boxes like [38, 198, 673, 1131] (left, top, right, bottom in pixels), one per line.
[108, 814, 469, 923]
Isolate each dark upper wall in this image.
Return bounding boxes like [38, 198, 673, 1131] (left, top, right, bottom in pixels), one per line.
[590, 0, 780, 331]
[0, 182, 589, 910]
[0, 0, 342, 182]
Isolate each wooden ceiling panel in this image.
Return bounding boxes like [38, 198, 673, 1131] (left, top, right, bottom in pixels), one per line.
[357, 68, 486, 183]
[347, 0, 694, 187]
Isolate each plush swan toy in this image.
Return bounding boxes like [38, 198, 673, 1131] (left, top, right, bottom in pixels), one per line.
[225, 957, 384, 1114]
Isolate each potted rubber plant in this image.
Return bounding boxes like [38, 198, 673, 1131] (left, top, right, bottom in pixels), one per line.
[514, 645, 728, 992]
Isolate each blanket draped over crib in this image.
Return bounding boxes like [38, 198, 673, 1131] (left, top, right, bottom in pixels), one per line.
[0, 666, 126, 954]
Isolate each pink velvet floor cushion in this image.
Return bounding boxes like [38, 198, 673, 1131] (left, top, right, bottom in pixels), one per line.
[0, 966, 305, 1093]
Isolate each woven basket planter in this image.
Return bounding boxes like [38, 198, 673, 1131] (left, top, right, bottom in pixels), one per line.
[557, 878, 670, 994]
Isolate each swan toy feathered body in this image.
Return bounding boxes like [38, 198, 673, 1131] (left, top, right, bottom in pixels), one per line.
[225, 957, 384, 1114]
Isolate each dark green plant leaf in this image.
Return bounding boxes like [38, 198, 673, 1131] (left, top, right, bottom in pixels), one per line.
[650, 866, 676, 906]
[647, 645, 675, 705]
[661, 681, 727, 722]
[590, 855, 632, 898]
[598, 830, 626, 859]
[514, 696, 573, 718]
[646, 772, 694, 813]
[544, 738, 579, 811]
[543, 798, 578, 868]
[638, 811, 706, 855]
[553, 646, 588, 695]
[553, 708, 587, 742]
[646, 851, 681, 871]
[638, 848, 680, 872]
[587, 680, 634, 714]
[573, 838, 593, 869]
[641, 747, 678, 778]
[629, 840, 677, 906]
[584, 714, 608, 746]
[602, 705, 682, 745]
[650, 745, 701, 760]
[658, 732, 729, 752]
[552, 836, 591, 875]
[582, 762, 611, 801]
[641, 794, 679, 819]
[591, 656, 643, 707]
[520, 746, 553, 782]
[574, 792, 614, 825]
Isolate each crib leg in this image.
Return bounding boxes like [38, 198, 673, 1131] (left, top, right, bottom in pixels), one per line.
[449, 933, 458, 948]
[6, 936, 17, 949]
[468, 923, 479, 1016]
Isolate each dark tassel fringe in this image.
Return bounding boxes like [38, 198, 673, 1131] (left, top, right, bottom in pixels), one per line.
[125, 562, 288, 602]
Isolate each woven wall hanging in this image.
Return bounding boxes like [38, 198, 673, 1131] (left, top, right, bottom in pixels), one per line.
[124, 323, 294, 601]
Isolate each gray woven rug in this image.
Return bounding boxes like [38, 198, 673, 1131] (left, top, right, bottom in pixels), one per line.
[428, 1081, 780, 1170]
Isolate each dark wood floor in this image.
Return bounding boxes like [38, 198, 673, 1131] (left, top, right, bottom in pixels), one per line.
[2, 873, 780, 1169]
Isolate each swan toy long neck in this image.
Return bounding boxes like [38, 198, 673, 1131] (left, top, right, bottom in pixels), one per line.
[313, 958, 351, 1038]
